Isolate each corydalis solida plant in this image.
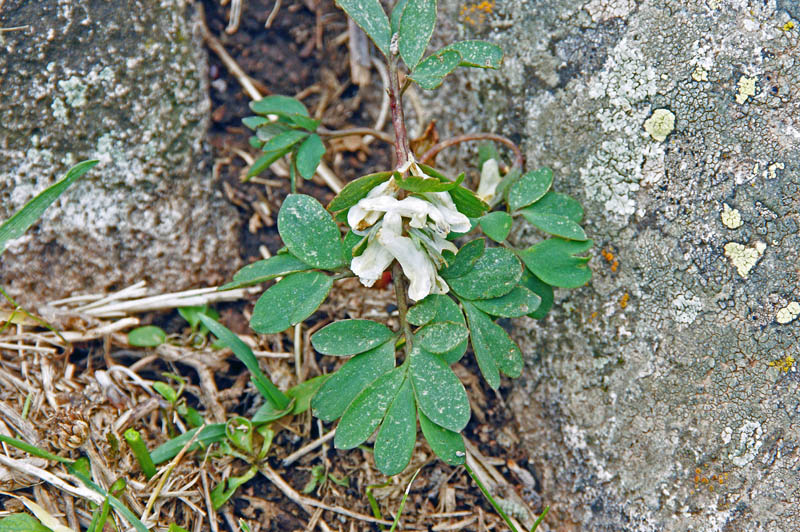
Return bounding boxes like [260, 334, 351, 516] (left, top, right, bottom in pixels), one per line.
[226, 0, 593, 477]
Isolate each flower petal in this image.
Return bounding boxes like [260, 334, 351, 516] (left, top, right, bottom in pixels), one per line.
[477, 158, 502, 203]
[424, 192, 472, 234]
[378, 225, 436, 301]
[351, 239, 394, 287]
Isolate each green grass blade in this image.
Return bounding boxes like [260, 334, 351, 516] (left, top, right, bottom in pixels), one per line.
[387, 468, 421, 532]
[530, 506, 549, 531]
[66, 463, 149, 532]
[0, 160, 98, 256]
[150, 424, 227, 464]
[198, 315, 291, 410]
[0, 434, 72, 464]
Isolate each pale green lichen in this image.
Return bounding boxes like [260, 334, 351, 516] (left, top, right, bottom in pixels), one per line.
[721, 203, 742, 229]
[51, 96, 69, 123]
[776, 302, 800, 324]
[735, 75, 757, 104]
[644, 109, 675, 142]
[58, 76, 88, 107]
[723, 241, 765, 278]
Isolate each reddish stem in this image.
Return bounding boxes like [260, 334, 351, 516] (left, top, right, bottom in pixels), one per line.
[419, 133, 524, 170]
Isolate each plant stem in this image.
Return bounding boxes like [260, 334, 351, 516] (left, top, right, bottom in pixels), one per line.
[123, 428, 157, 480]
[419, 133, 524, 170]
[387, 55, 410, 166]
[392, 261, 413, 357]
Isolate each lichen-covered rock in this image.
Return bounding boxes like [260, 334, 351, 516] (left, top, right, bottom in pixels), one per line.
[0, 0, 240, 305]
[433, 0, 800, 529]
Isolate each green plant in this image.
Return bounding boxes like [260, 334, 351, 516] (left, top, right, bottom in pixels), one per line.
[222, 1, 590, 527]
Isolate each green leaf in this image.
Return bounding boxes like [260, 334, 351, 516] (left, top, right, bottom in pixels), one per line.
[263, 129, 309, 153]
[409, 346, 470, 432]
[334, 367, 406, 449]
[251, 398, 295, 423]
[296, 134, 325, 179]
[507, 167, 553, 211]
[519, 210, 587, 241]
[518, 238, 592, 288]
[220, 254, 311, 290]
[152, 382, 178, 404]
[178, 305, 219, 330]
[448, 184, 489, 218]
[250, 271, 333, 334]
[199, 315, 291, 410]
[311, 319, 395, 356]
[242, 116, 269, 130]
[286, 374, 331, 415]
[211, 465, 257, 510]
[478, 211, 512, 243]
[250, 95, 310, 118]
[443, 40, 503, 68]
[520, 268, 553, 319]
[312, 340, 396, 421]
[446, 247, 522, 300]
[256, 123, 290, 142]
[0, 514, 53, 532]
[285, 114, 321, 132]
[249, 136, 264, 149]
[0, 160, 98, 256]
[405, 294, 467, 364]
[335, 0, 392, 57]
[398, 0, 437, 69]
[471, 286, 541, 318]
[410, 49, 461, 89]
[374, 378, 416, 475]
[328, 171, 393, 212]
[418, 408, 465, 465]
[278, 194, 345, 269]
[151, 424, 227, 464]
[390, 0, 410, 32]
[395, 172, 463, 193]
[127, 326, 166, 347]
[342, 229, 368, 263]
[439, 238, 485, 279]
[520, 190, 583, 222]
[463, 302, 523, 389]
[416, 321, 469, 354]
[247, 147, 292, 178]
[168, 525, 191, 532]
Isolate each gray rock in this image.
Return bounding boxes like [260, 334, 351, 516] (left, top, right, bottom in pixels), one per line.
[0, 0, 240, 305]
[433, 0, 800, 529]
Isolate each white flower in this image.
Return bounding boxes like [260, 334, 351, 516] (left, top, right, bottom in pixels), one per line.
[347, 156, 470, 301]
[476, 158, 502, 203]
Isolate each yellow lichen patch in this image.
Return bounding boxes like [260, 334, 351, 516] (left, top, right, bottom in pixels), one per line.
[723, 241, 765, 278]
[768, 355, 795, 373]
[644, 108, 675, 142]
[783, 20, 795, 32]
[600, 248, 619, 272]
[776, 302, 800, 324]
[620, 293, 630, 309]
[721, 203, 742, 229]
[735, 76, 757, 104]
[459, 0, 495, 26]
[692, 65, 709, 82]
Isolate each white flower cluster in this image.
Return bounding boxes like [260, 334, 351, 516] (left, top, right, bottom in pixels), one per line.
[348, 158, 471, 301]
